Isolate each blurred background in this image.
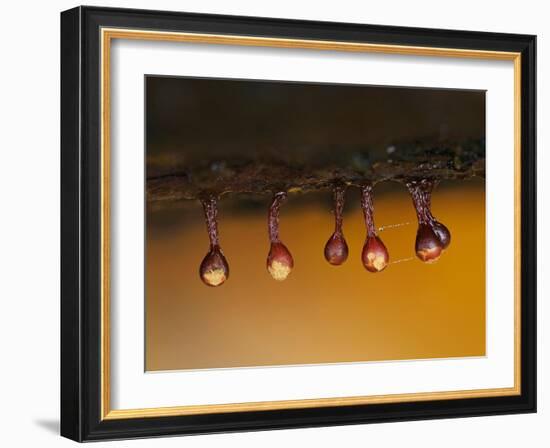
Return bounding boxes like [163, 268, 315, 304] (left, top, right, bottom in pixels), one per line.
[145, 76, 485, 371]
[146, 76, 485, 176]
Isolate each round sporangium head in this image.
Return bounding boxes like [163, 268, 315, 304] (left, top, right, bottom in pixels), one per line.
[362, 235, 389, 272]
[415, 223, 443, 263]
[324, 233, 349, 265]
[432, 220, 451, 250]
[199, 247, 229, 286]
[267, 242, 294, 281]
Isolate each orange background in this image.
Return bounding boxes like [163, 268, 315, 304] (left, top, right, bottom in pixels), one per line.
[145, 179, 485, 371]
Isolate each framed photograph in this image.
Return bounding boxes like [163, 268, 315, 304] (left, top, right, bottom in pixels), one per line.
[61, 6, 536, 442]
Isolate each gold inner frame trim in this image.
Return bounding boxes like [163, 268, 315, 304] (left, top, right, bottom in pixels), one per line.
[100, 27, 522, 421]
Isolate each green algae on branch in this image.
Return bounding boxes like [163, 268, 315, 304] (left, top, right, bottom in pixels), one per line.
[146, 139, 485, 203]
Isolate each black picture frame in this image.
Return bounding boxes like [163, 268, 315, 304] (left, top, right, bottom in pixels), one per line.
[61, 5, 536, 442]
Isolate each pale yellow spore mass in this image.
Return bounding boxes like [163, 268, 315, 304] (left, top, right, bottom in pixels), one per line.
[202, 268, 227, 286]
[268, 260, 292, 281]
[368, 253, 387, 271]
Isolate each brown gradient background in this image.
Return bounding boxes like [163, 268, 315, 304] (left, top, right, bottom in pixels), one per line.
[145, 77, 486, 371]
[146, 76, 485, 176]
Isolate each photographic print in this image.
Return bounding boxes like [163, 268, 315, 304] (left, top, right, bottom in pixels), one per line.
[61, 8, 535, 440]
[145, 77, 486, 371]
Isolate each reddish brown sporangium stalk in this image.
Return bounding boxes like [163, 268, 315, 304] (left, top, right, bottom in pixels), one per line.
[324, 184, 349, 266]
[266, 192, 294, 281]
[199, 196, 229, 286]
[360, 185, 389, 273]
